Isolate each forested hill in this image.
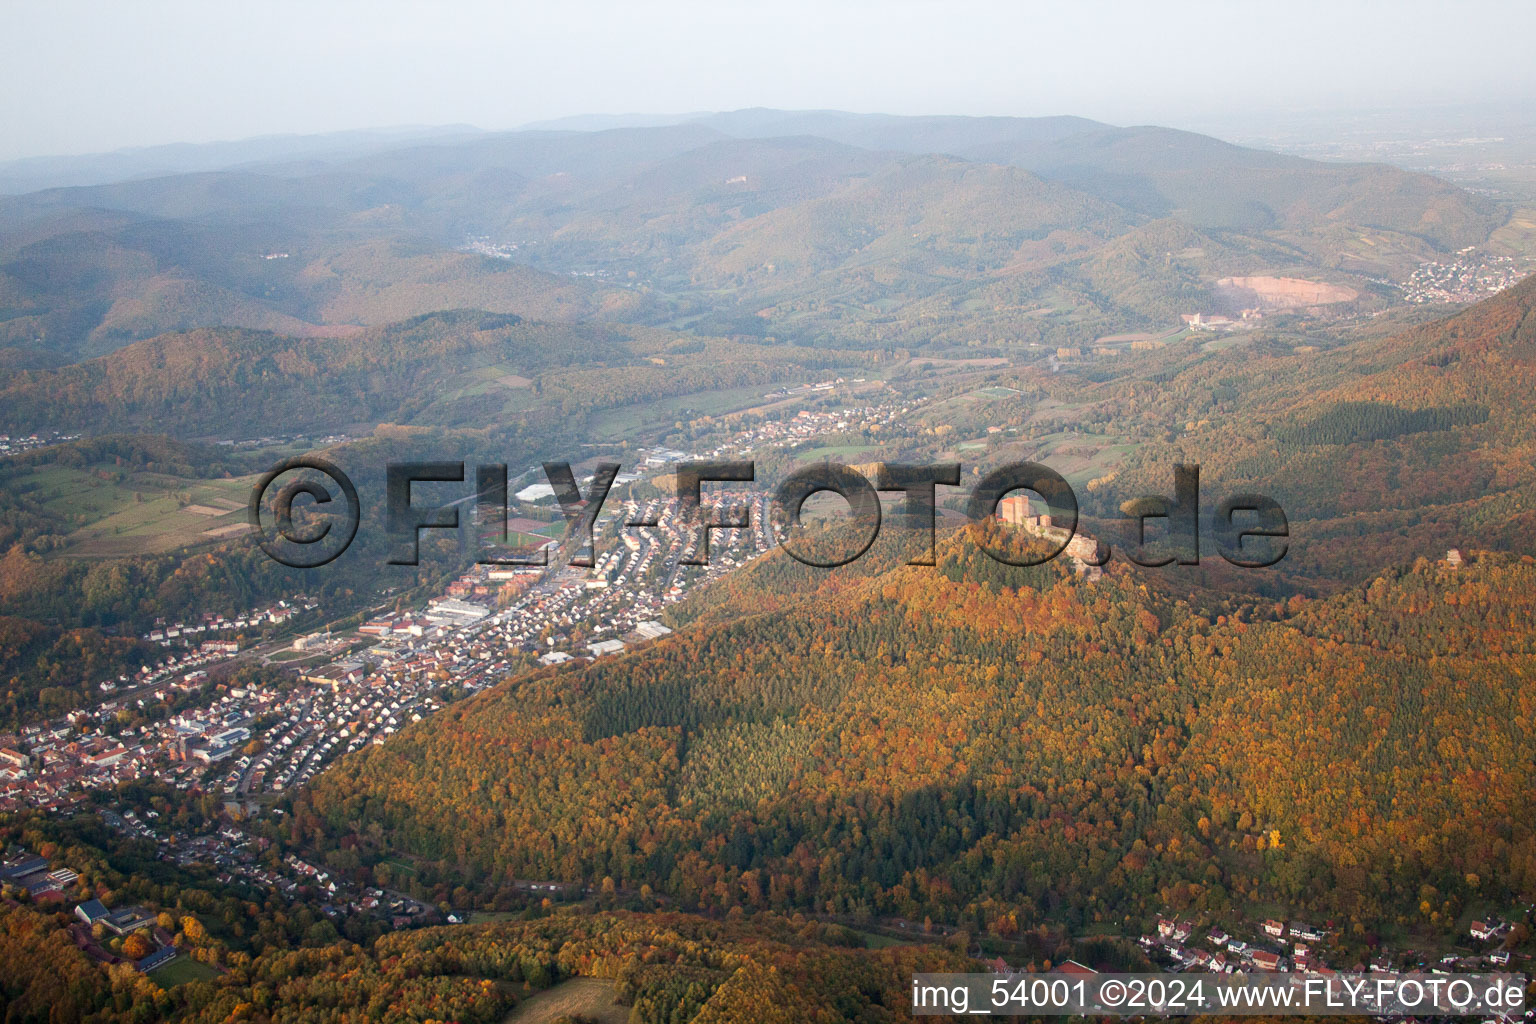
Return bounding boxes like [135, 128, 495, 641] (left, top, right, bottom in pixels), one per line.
[0, 310, 587, 434]
[1058, 272, 1536, 580]
[295, 527, 1536, 957]
[0, 310, 855, 437]
[0, 902, 975, 1023]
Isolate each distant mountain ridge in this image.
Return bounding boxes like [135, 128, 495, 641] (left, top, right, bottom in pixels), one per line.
[0, 109, 1508, 362]
[690, 110, 1497, 244]
[5, 109, 1494, 247]
[0, 125, 485, 195]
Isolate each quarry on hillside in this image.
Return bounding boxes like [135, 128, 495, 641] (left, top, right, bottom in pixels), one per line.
[1215, 275, 1360, 310]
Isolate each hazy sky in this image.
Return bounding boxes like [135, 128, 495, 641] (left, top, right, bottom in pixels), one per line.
[4, 0, 1535, 161]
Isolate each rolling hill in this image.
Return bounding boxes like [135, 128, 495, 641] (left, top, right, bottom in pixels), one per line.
[693, 154, 1129, 283]
[1067, 271, 1536, 578]
[701, 110, 1504, 246]
[0, 112, 1510, 363]
[295, 523, 1536, 946]
[0, 205, 648, 359]
[0, 311, 613, 435]
[0, 307, 866, 438]
[279, 280, 1536, 951]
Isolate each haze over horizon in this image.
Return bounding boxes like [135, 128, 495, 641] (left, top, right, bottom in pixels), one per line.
[5, 2, 1536, 1018]
[5, 0, 1536, 163]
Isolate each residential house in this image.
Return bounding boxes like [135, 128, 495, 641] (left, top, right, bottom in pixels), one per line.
[1470, 919, 1508, 941]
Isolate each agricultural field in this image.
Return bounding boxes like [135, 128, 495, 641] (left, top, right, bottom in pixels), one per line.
[438, 363, 541, 413]
[6, 462, 258, 557]
[501, 977, 628, 1024]
[1488, 208, 1536, 258]
[1010, 431, 1139, 488]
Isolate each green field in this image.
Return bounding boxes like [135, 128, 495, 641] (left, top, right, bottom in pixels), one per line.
[148, 956, 219, 987]
[794, 443, 879, 461]
[1004, 429, 1138, 483]
[10, 462, 260, 558]
[1201, 333, 1258, 352]
[586, 383, 789, 439]
[436, 363, 540, 413]
[852, 928, 916, 949]
[467, 910, 522, 924]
